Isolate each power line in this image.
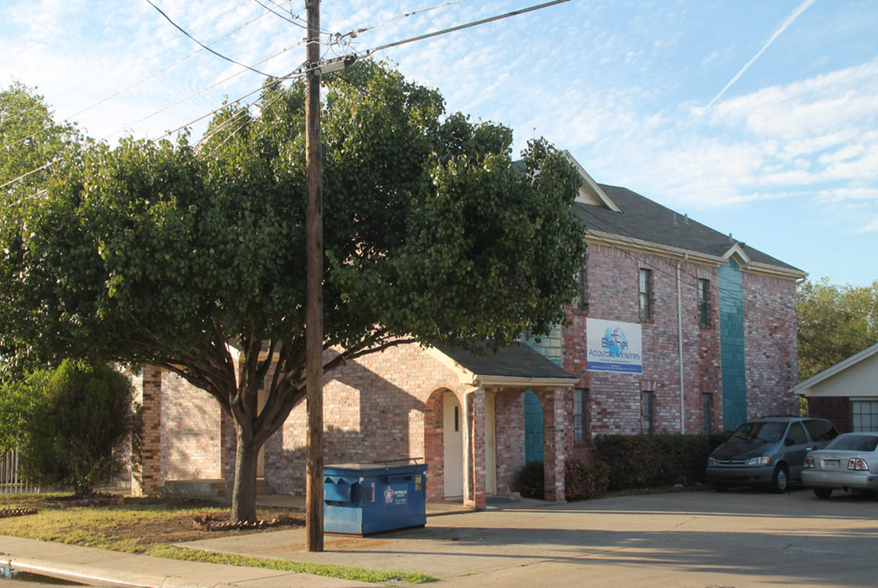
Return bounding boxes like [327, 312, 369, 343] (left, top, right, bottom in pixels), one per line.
[343, 0, 468, 37]
[0, 0, 256, 138]
[144, 0, 272, 77]
[360, 0, 569, 57]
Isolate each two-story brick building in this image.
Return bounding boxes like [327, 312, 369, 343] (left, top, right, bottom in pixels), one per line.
[131, 152, 805, 508]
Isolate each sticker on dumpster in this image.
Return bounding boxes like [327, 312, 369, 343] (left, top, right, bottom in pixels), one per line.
[371, 482, 375, 503]
[384, 485, 408, 505]
[415, 475, 422, 492]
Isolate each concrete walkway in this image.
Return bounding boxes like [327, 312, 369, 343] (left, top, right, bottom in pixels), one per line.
[4, 489, 878, 587]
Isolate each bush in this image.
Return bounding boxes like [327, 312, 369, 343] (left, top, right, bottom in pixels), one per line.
[518, 460, 545, 499]
[21, 360, 134, 497]
[594, 432, 732, 492]
[0, 370, 50, 454]
[565, 459, 610, 501]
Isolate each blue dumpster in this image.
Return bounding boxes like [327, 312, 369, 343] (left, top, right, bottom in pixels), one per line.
[323, 459, 428, 535]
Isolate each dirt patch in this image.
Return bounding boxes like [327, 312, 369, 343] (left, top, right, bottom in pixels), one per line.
[2, 494, 305, 553]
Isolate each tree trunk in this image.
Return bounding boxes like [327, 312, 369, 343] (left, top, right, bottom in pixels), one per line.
[231, 426, 260, 523]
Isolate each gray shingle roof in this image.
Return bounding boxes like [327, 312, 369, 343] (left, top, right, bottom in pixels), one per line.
[575, 184, 802, 273]
[435, 342, 575, 381]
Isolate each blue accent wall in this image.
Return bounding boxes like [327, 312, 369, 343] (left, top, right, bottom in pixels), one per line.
[719, 259, 746, 430]
[523, 390, 545, 463]
[523, 324, 564, 367]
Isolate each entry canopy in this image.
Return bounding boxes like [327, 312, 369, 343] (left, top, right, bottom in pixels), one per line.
[427, 341, 578, 387]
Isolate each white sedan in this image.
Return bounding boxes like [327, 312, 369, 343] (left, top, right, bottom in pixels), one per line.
[802, 432, 878, 498]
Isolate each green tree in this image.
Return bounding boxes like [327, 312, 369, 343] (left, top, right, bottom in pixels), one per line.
[1, 82, 83, 380]
[797, 278, 878, 381]
[0, 369, 49, 455]
[21, 360, 134, 497]
[0, 61, 587, 521]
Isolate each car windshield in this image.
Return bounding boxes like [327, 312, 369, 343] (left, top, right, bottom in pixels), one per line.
[729, 422, 787, 445]
[825, 435, 878, 452]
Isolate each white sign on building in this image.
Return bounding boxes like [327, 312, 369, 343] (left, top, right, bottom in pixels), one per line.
[586, 318, 643, 374]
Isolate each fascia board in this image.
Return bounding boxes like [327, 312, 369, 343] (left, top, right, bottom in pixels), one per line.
[722, 243, 752, 266]
[562, 150, 621, 212]
[587, 230, 806, 280]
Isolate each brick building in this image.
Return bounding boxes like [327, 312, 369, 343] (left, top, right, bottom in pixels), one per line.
[131, 153, 804, 507]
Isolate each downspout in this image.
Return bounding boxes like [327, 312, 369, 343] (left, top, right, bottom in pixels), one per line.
[677, 261, 685, 434]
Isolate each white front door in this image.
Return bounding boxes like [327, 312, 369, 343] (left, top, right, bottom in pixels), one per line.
[443, 392, 464, 497]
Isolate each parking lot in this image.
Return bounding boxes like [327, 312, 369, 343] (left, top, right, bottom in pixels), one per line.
[183, 486, 878, 587]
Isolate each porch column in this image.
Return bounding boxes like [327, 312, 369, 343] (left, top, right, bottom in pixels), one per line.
[463, 387, 487, 510]
[132, 366, 162, 496]
[540, 386, 573, 503]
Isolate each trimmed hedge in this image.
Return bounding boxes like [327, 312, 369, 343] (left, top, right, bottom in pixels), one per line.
[565, 459, 610, 501]
[518, 460, 545, 499]
[594, 432, 733, 492]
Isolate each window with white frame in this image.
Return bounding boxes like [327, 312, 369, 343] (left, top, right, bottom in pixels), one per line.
[574, 388, 588, 442]
[852, 401, 878, 432]
[639, 269, 653, 321]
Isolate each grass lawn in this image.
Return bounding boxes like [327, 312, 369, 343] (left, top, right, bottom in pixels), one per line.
[0, 493, 434, 584]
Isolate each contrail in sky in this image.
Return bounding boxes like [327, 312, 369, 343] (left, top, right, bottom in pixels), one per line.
[706, 0, 818, 109]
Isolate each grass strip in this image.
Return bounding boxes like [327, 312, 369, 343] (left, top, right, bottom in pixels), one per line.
[146, 544, 436, 584]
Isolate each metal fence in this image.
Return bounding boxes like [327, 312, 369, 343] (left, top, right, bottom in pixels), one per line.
[0, 448, 41, 495]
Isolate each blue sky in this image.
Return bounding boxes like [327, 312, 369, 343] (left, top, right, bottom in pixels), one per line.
[1, 0, 876, 286]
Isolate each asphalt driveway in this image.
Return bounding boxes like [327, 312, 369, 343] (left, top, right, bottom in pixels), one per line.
[180, 487, 878, 587]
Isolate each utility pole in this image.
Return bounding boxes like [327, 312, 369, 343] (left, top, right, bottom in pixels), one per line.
[304, 0, 324, 553]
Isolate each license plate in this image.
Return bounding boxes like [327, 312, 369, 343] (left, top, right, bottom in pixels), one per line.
[822, 459, 839, 470]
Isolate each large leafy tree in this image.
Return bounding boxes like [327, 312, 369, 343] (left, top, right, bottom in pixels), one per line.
[797, 278, 878, 381]
[1, 82, 84, 379]
[0, 61, 587, 522]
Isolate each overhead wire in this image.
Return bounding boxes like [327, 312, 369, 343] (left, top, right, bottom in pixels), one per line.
[144, 0, 273, 77]
[1, 1, 274, 154]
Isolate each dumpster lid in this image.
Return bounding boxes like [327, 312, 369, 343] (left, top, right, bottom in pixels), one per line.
[325, 458, 427, 475]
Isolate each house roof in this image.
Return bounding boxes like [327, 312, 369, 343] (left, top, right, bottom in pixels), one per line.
[792, 342, 878, 396]
[428, 342, 578, 387]
[573, 184, 804, 277]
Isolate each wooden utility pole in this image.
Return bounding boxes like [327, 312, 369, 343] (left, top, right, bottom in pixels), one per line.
[304, 0, 324, 553]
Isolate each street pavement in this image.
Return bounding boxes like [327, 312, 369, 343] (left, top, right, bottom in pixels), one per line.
[3, 488, 878, 587]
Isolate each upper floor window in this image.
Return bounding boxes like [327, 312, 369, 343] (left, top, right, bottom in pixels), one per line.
[574, 388, 588, 442]
[698, 279, 710, 325]
[574, 265, 588, 310]
[639, 269, 653, 321]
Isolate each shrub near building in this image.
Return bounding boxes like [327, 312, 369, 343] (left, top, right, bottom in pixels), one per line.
[22, 360, 134, 497]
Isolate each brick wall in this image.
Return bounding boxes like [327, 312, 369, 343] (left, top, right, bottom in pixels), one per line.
[160, 371, 222, 481]
[807, 397, 852, 433]
[558, 244, 725, 445]
[743, 272, 799, 418]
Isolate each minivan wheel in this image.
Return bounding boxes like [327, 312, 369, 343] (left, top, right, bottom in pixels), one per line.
[813, 488, 833, 499]
[769, 464, 788, 493]
[712, 482, 729, 493]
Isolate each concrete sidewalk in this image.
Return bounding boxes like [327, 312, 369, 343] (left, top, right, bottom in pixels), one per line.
[0, 535, 372, 588]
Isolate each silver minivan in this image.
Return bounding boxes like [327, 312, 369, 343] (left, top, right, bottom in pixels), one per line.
[707, 417, 839, 493]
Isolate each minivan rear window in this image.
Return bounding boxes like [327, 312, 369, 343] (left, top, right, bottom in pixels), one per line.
[804, 419, 839, 443]
[729, 422, 786, 445]
[826, 435, 878, 452]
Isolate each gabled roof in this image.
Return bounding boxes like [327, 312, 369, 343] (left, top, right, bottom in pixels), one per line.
[572, 183, 804, 278]
[426, 342, 577, 387]
[792, 342, 878, 395]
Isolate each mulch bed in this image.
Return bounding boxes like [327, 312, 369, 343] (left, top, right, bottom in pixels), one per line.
[0, 507, 38, 518]
[192, 513, 303, 531]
